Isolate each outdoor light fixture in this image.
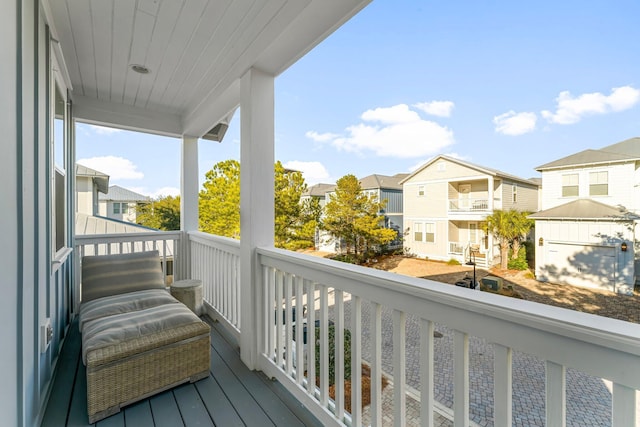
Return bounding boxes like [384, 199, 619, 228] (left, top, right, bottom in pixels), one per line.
[539, 237, 544, 246]
[621, 242, 628, 252]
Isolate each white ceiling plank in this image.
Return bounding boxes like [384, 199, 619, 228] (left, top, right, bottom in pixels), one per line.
[47, 0, 83, 94]
[66, 0, 97, 97]
[145, 0, 208, 110]
[160, 0, 240, 107]
[174, 0, 276, 109]
[111, 0, 136, 103]
[74, 94, 183, 137]
[138, 0, 161, 17]
[255, 0, 372, 76]
[179, 0, 290, 111]
[122, 9, 156, 105]
[90, 0, 113, 101]
[134, 0, 185, 109]
[182, 79, 240, 138]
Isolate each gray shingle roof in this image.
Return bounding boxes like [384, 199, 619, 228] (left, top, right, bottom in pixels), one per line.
[536, 137, 640, 171]
[401, 155, 539, 186]
[528, 199, 639, 220]
[302, 183, 336, 197]
[359, 173, 408, 190]
[99, 185, 150, 202]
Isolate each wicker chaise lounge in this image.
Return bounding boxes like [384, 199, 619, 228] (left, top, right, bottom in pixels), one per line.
[80, 251, 211, 423]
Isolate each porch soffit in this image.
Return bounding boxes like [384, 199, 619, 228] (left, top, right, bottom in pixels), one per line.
[47, 0, 371, 137]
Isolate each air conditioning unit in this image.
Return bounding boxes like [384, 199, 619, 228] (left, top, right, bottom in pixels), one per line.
[480, 275, 503, 292]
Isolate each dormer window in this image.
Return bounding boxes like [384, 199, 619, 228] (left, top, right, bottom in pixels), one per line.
[589, 171, 608, 196]
[562, 174, 579, 197]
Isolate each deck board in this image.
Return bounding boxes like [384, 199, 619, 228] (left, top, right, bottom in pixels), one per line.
[41, 316, 320, 427]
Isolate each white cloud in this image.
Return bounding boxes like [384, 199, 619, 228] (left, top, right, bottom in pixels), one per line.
[414, 100, 455, 118]
[307, 103, 455, 159]
[77, 156, 144, 180]
[493, 111, 537, 136]
[88, 124, 123, 135]
[305, 131, 339, 142]
[283, 161, 330, 185]
[541, 86, 640, 125]
[150, 187, 180, 198]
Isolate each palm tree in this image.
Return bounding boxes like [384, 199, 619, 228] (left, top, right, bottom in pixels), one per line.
[510, 211, 534, 259]
[484, 210, 518, 269]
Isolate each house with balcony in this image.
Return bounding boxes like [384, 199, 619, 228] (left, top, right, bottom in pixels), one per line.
[401, 155, 540, 267]
[311, 173, 407, 253]
[530, 137, 640, 294]
[4, 2, 640, 427]
[98, 185, 150, 223]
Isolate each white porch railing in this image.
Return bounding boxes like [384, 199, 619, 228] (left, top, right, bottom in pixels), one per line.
[449, 241, 465, 254]
[256, 247, 640, 427]
[448, 198, 489, 212]
[74, 231, 184, 311]
[188, 231, 241, 339]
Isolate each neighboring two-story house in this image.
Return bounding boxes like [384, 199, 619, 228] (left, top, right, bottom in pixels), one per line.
[309, 173, 408, 253]
[98, 185, 151, 223]
[401, 155, 539, 267]
[76, 164, 110, 216]
[530, 137, 640, 294]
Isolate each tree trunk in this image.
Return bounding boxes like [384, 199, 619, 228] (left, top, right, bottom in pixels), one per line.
[511, 239, 521, 259]
[500, 238, 509, 269]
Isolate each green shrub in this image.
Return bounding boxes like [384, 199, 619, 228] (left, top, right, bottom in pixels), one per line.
[314, 325, 352, 386]
[331, 254, 362, 264]
[508, 246, 528, 270]
[446, 258, 461, 265]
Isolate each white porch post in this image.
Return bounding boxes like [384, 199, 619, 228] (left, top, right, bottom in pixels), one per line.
[180, 136, 199, 280]
[239, 68, 275, 369]
[487, 176, 494, 211]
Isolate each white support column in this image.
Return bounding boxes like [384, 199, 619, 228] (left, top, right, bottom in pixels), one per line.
[180, 136, 199, 280]
[180, 136, 199, 232]
[487, 176, 494, 211]
[239, 67, 275, 369]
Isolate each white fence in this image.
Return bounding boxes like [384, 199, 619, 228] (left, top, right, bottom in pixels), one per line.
[257, 247, 640, 427]
[188, 231, 241, 339]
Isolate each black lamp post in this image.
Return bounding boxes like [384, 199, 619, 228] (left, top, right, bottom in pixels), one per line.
[465, 247, 477, 289]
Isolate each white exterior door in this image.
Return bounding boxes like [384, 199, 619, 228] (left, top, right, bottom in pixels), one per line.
[459, 184, 471, 209]
[545, 243, 616, 291]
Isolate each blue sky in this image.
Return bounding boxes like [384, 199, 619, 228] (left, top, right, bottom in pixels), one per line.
[77, 0, 640, 198]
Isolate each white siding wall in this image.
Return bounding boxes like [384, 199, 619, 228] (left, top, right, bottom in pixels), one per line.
[534, 219, 635, 293]
[76, 176, 94, 215]
[501, 180, 539, 212]
[540, 162, 637, 211]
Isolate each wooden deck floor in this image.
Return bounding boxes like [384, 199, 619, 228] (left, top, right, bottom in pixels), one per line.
[41, 317, 322, 427]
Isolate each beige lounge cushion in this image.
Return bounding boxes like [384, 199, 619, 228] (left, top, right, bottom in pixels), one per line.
[82, 303, 201, 364]
[79, 289, 180, 331]
[81, 251, 165, 303]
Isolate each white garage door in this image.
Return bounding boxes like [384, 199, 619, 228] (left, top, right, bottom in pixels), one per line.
[546, 243, 616, 291]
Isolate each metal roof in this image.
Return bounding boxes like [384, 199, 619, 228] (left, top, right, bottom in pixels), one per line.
[99, 185, 150, 202]
[76, 164, 110, 194]
[528, 199, 639, 221]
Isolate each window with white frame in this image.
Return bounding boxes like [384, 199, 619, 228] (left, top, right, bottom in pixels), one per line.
[425, 222, 435, 243]
[414, 222, 435, 243]
[512, 184, 517, 203]
[561, 174, 579, 197]
[52, 78, 68, 254]
[414, 222, 423, 242]
[418, 185, 425, 196]
[113, 202, 121, 214]
[589, 171, 608, 196]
